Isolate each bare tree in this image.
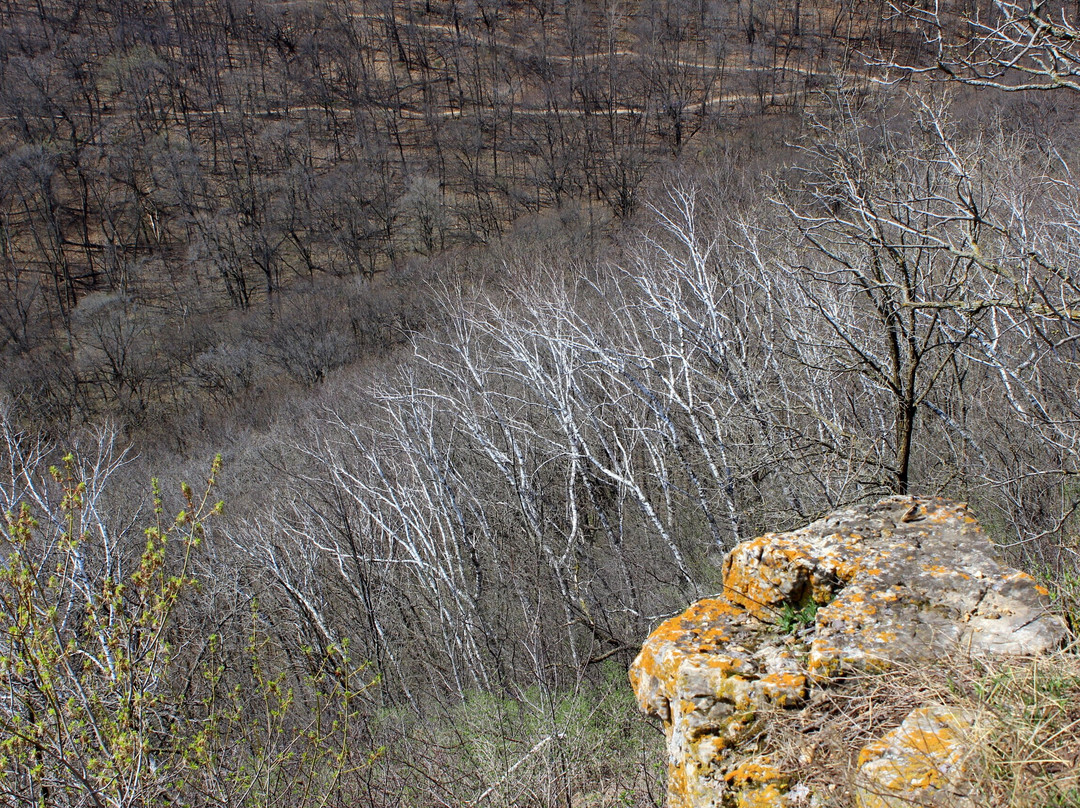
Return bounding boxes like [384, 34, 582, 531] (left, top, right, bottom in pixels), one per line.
[903, 0, 1080, 92]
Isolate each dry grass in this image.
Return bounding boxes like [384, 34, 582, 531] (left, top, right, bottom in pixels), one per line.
[968, 652, 1080, 808]
[756, 646, 1080, 807]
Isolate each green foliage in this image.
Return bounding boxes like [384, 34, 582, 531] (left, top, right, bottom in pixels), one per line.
[776, 600, 818, 635]
[0, 453, 210, 807]
[0, 453, 375, 808]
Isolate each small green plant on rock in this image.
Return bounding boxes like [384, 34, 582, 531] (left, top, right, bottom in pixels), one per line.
[776, 600, 818, 634]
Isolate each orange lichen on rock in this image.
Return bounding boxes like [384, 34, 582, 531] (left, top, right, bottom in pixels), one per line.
[734, 784, 786, 808]
[756, 672, 807, 707]
[724, 758, 785, 788]
[725, 759, 789, 808]
[855, 705, 983, 808]
[629, 496, 1069, 808]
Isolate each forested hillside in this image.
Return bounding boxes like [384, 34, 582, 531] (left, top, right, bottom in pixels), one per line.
[1, 1, 1078, 806]
[0, 0, 929, 438]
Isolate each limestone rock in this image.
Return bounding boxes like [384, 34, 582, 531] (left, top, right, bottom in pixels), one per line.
[629, 496, 1069, 808]
[854, 705, 984, 808]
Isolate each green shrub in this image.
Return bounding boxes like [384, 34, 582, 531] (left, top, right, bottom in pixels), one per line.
[0, 454, 376, 808]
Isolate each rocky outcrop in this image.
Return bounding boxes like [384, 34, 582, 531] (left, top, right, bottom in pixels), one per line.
[629, 496, 1069, 808]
